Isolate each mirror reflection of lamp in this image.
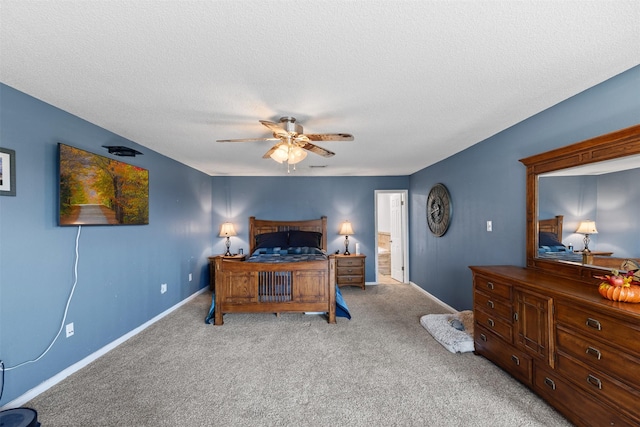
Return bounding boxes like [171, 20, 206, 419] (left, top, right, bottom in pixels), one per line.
[339, 221, 355, 255]
[219, 222, 237, 256]
[575, 220, 598, 252]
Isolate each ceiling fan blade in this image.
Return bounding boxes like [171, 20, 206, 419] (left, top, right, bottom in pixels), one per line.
[217, 137, 280, 143]
[300, 142, 335, 158]
[259, 120, 288, 138]
[305, 133, 354, 142]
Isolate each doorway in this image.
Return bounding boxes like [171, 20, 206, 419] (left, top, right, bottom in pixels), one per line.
[375, 190, 409, 284]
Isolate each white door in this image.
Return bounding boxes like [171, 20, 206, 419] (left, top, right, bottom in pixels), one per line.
[390, 193, 404, 282]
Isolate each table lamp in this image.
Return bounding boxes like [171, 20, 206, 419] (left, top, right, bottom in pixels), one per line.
[219, 222, 237, 256]
[575, 220, 597, 252]
[339, 220, 355, 255]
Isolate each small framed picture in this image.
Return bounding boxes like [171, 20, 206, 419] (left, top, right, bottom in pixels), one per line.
[0, 147, 16, 196]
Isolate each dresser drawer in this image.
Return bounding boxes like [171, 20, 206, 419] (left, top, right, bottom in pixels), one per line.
[474, 290, 512, 320]
[336, 274, 364, 286]
[474, 275, 512, 300]
[475, 325, 531, 385]
[475, 308, 513, 343]
[336, 257, 364, 268]
[534, 364, 638, 427]
[555, 302, 640, 355]
[556, 352, 640, 423]
[556, 326, 640, 386]
[336, 266, 363, 277]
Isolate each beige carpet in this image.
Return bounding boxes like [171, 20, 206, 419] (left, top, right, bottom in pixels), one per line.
[26, 284, 571, 426]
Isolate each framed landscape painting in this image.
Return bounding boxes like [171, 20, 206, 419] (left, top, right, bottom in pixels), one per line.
[0, 147, 16, 196]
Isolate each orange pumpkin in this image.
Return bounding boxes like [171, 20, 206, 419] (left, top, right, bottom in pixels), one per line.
[598, 282, 640, 303]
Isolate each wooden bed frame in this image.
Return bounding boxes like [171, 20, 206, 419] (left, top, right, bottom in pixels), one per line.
[539, 215, 639, 269]
[538, 215, 564, 239]
[213, 216, 336, 325]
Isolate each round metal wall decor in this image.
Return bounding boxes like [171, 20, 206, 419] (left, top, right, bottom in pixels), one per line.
[426, 183, 452, 237]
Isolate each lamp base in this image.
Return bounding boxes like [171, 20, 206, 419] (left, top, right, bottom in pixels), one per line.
[344, 236, 350, 255]
[224, 237, 232, 256]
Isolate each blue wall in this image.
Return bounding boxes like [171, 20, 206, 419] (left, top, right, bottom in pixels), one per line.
[0, 84, 213, 405]
[597, 168, 640, 258]
[408, 65, 640, 310]
[210, 176, 409, 281]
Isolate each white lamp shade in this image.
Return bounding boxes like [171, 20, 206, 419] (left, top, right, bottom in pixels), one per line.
[339, 221, 354, 236]
[219, 222, 237, 237]
[575, 220, 598, 234]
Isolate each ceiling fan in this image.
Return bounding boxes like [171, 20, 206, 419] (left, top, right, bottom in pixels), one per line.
[217, 116, 354, 169]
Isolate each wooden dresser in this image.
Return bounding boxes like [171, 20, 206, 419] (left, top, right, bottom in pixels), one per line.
[470, 266, 640, 427]
[331, 254, 366, 290]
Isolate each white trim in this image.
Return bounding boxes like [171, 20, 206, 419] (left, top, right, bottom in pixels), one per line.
[409, 281, 458, 313]
[1, 288, 208, 410]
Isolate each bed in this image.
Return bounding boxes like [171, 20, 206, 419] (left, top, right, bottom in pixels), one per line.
[206, 216, 346, 325]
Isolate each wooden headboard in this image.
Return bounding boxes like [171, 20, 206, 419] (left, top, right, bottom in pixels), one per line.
[538, 215, 563, 242]
[249, 216, 328, 254]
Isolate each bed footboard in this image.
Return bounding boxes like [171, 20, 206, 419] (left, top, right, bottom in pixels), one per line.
[214, 257, 336, 325]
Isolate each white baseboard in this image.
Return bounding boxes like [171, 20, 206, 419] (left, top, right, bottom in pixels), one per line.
[1, 288, 208, 410]
[409, 281, 458, 313]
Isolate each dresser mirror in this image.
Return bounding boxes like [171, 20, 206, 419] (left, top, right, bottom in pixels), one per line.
[520, 124, 640, 282]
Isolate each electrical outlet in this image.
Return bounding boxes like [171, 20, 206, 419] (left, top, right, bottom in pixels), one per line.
[188, 273, 192, 282]
[66, 322, 74, 338]
[486, 221, 493, 232]
[161, 283, 167, 294]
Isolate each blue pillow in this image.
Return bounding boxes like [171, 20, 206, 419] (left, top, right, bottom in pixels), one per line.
[289, 230, 322, 249]
[539, 231, 564, 248]
[255, 231, 288, 251]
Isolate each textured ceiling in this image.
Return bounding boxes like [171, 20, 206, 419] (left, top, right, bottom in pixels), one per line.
[1, 1, 639, 176]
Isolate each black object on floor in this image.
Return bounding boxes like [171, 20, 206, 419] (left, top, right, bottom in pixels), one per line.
[0, 407, 40, 427]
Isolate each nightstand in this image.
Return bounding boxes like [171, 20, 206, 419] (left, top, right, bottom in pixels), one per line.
[208, 254, 247, 291]
[573, 250, 613, 265]
[332, 254, 366, 290]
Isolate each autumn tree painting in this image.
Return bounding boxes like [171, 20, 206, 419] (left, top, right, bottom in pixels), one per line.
[59, 144, 149, 225]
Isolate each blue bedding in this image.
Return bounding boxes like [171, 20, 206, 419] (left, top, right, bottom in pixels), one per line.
[537, 250, 583, 262]
[205, 285, 351, 323]
[247, 246, 327, 263]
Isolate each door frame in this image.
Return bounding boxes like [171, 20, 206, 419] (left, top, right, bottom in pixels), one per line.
[374, 189, 409, 283]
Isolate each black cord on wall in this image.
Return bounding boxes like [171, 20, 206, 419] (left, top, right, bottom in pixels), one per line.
[1, 359, 5, 402]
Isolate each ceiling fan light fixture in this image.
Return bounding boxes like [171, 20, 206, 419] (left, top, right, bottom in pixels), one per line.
[288, 146, 307, 164]
[270, 145, 289, 163]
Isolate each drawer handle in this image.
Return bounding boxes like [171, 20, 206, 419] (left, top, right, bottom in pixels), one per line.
[347, 278, 352, 281]
[544, 377, 556, 390]
[487, 318, 495, 327]
[586, 318, 602, 331]
[487, 281, 495, 290]
[585, 346, 602, 360]
[480, 333, 487, 342]
[511, 355, 520, 366]
[487, 300, 494, 309]
[586, 374, 602, 390]
[347, 269, 353, 273]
